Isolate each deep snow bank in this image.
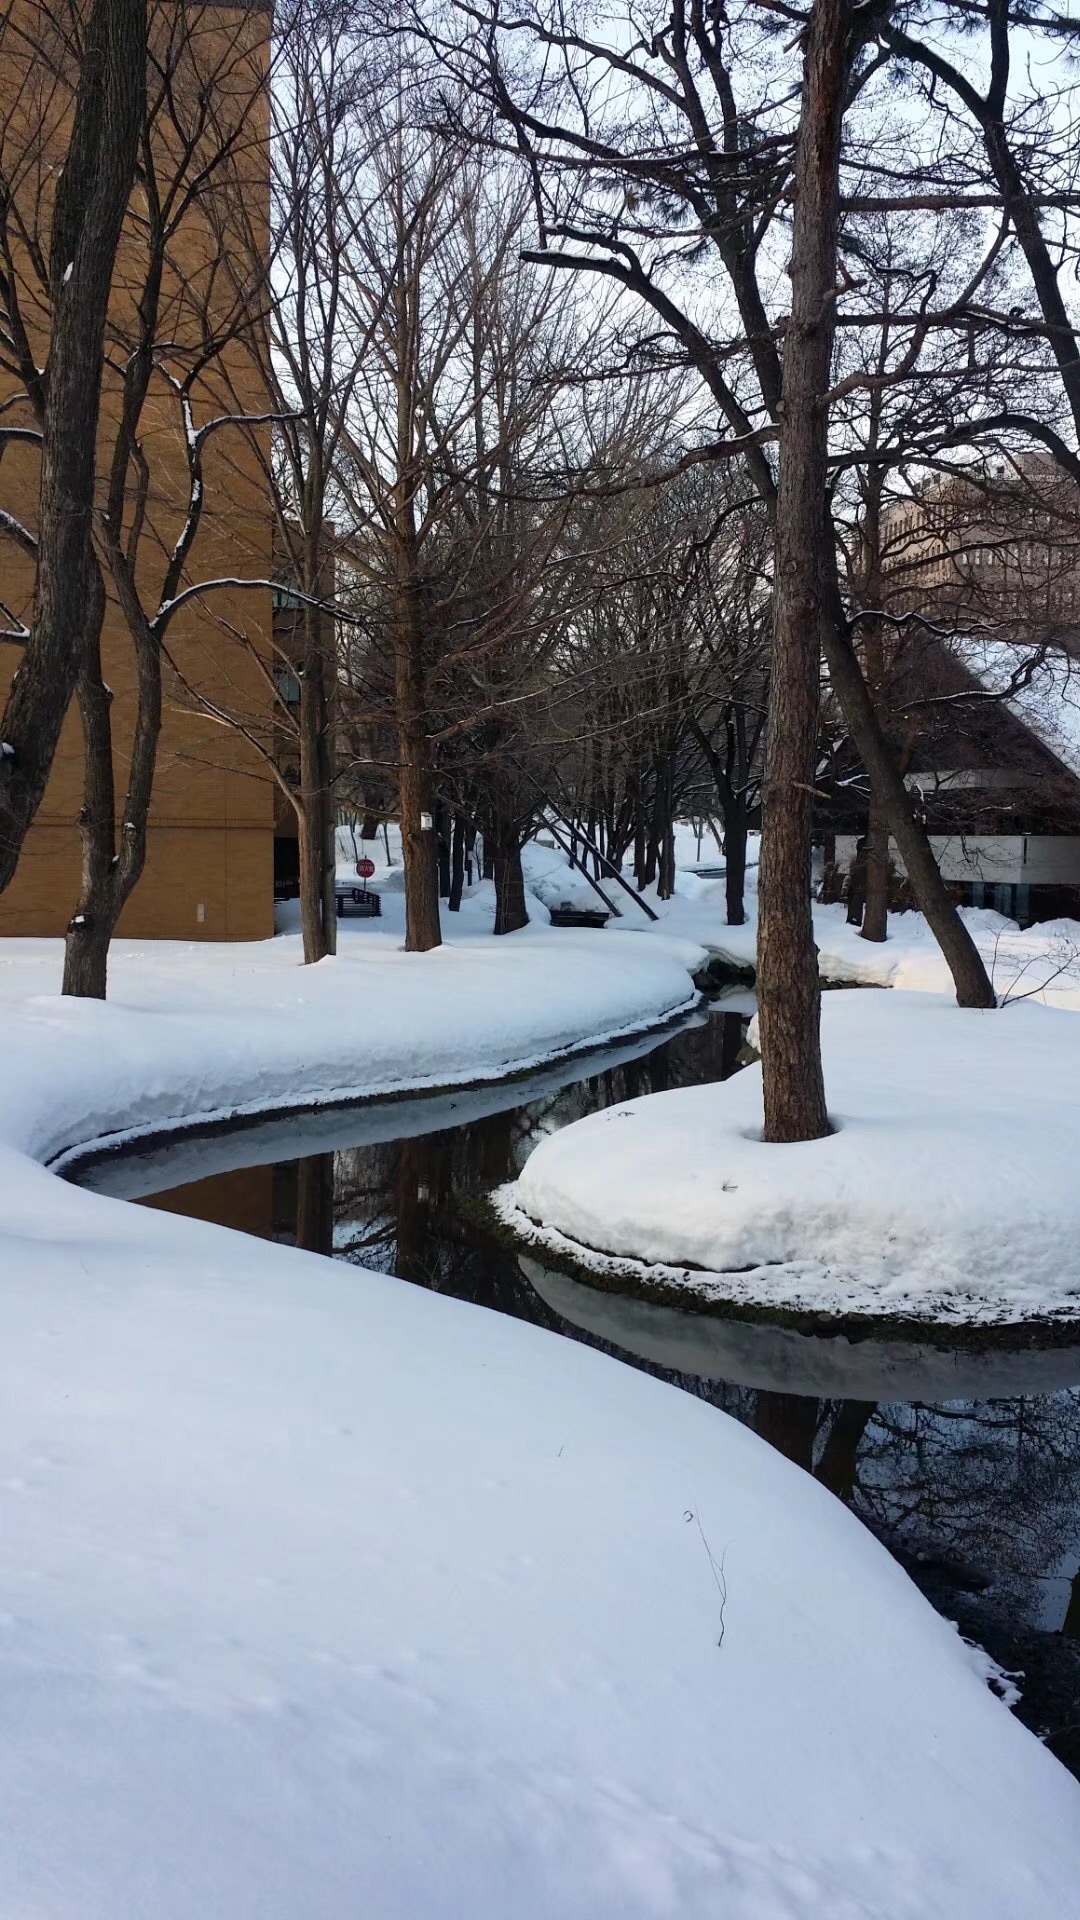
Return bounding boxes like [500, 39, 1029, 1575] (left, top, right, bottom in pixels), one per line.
[0, 926, 698, 1165]
[1, 937, 1079, 1917]
[498, 988, 1080, 1327]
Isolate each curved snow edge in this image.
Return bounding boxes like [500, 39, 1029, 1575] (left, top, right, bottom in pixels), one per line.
[491, 1184, 1080, 1339]
[44, 993, 703, 1181]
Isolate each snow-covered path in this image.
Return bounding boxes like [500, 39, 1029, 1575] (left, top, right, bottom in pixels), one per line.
[1, 928, 1078, 1916]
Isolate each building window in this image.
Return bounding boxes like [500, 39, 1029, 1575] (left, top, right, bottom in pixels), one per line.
[273, 663, 301, 706]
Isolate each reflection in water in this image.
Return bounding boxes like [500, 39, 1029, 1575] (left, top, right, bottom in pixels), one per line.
[100, 1002, 1080, 1779]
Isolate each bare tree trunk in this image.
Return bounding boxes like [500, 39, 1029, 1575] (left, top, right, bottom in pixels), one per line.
[757, 0, 847, 1145]
[657, 819, 676, 900]
[298, 806, 325, 962]
[392, 563, 441, 952]
[846, 833, 867, 926]
[63, 554, 162, 997]
[448, 812, 466, 911]
[62, 568, 113, 999]
[436, 803, 452, 899]
[298, 591, 336, 964]
[633, 804, 648, 890]
[0, 0, 146, 895]
[861, 791, 889, 943]
[492, 797, 529, 934]
[398, 751, 440, 950]
[820, 574, 995, 1004]
[724, 804, 749, 927]
[319, 712, 337, 959]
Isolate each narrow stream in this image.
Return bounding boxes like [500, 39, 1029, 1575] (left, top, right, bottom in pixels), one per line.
[74, 998, 1080, 1779]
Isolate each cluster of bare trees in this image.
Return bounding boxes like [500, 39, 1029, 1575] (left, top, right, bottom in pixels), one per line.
[1, 0, 769, 985]
[5, 0, 1080, 1152]
[425, 0, 1080, 1137]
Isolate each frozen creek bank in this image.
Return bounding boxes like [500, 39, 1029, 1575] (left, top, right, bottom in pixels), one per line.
[0, 934, 1078, 1916]
[498, 988, 1080, 1329]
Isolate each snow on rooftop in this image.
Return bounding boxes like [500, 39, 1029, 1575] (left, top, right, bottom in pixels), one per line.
[957, 636, 1080, 780]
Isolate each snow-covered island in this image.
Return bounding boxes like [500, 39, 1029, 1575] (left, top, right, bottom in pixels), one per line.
[496, 983, 1080, 1328]
[2, 918, 1080, 1916]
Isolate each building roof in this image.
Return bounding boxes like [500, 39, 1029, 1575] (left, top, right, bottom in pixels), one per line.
[955, 638, 1080, 782]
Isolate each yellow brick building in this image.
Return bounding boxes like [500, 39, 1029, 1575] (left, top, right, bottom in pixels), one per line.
[0, 0, 275, 941]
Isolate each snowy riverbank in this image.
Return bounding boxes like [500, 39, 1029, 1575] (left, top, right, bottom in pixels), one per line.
[335, 824, 1080, 1006]
[497, 986, 1080, 1328]
[0, 922, 700, 1162]
[2, 930, 1080, 1913]
[614, 875, 1080, 1007]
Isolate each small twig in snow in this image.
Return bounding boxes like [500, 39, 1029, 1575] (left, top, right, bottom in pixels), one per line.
[685, 1508, 728, 1650]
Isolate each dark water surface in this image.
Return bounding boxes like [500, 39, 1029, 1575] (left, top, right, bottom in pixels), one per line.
[76, 1001, 1080, 1778]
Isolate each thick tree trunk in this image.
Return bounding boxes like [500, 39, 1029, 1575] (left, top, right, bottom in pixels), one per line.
[493, 826, 529, 935]
[298, 807, 326, 963]
[757, 0, 848, 1145]
[0, 0, 146, 895]
[399, 756, 441, 951]
[724, 805, 748, 927]
[63, 556, 162, 998]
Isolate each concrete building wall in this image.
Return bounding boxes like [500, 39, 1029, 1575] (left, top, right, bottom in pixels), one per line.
[836, 832, 1080, 887]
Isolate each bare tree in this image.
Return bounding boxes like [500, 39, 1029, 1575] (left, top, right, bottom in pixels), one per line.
[0, 0, 146, 895]
[330, 109, 595, 948]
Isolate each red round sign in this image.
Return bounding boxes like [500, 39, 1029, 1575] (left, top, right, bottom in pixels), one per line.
[356, 857, 376, 879]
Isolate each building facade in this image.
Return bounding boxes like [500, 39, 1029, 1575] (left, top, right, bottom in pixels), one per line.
[831, 456, 1080, 925]
[0, 1, 275, 942]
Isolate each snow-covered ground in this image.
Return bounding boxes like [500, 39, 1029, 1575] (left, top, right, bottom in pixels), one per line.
[2, 925, 1080, 1911]
[0, 921, 699, 1163]
[336, 824, 1080, 1006]
[497, 985, 1080, 1327]
[476, 831, 1080, 1007]
[608, 858, 1080, 1007]
[691, 897, 1080, 1009]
